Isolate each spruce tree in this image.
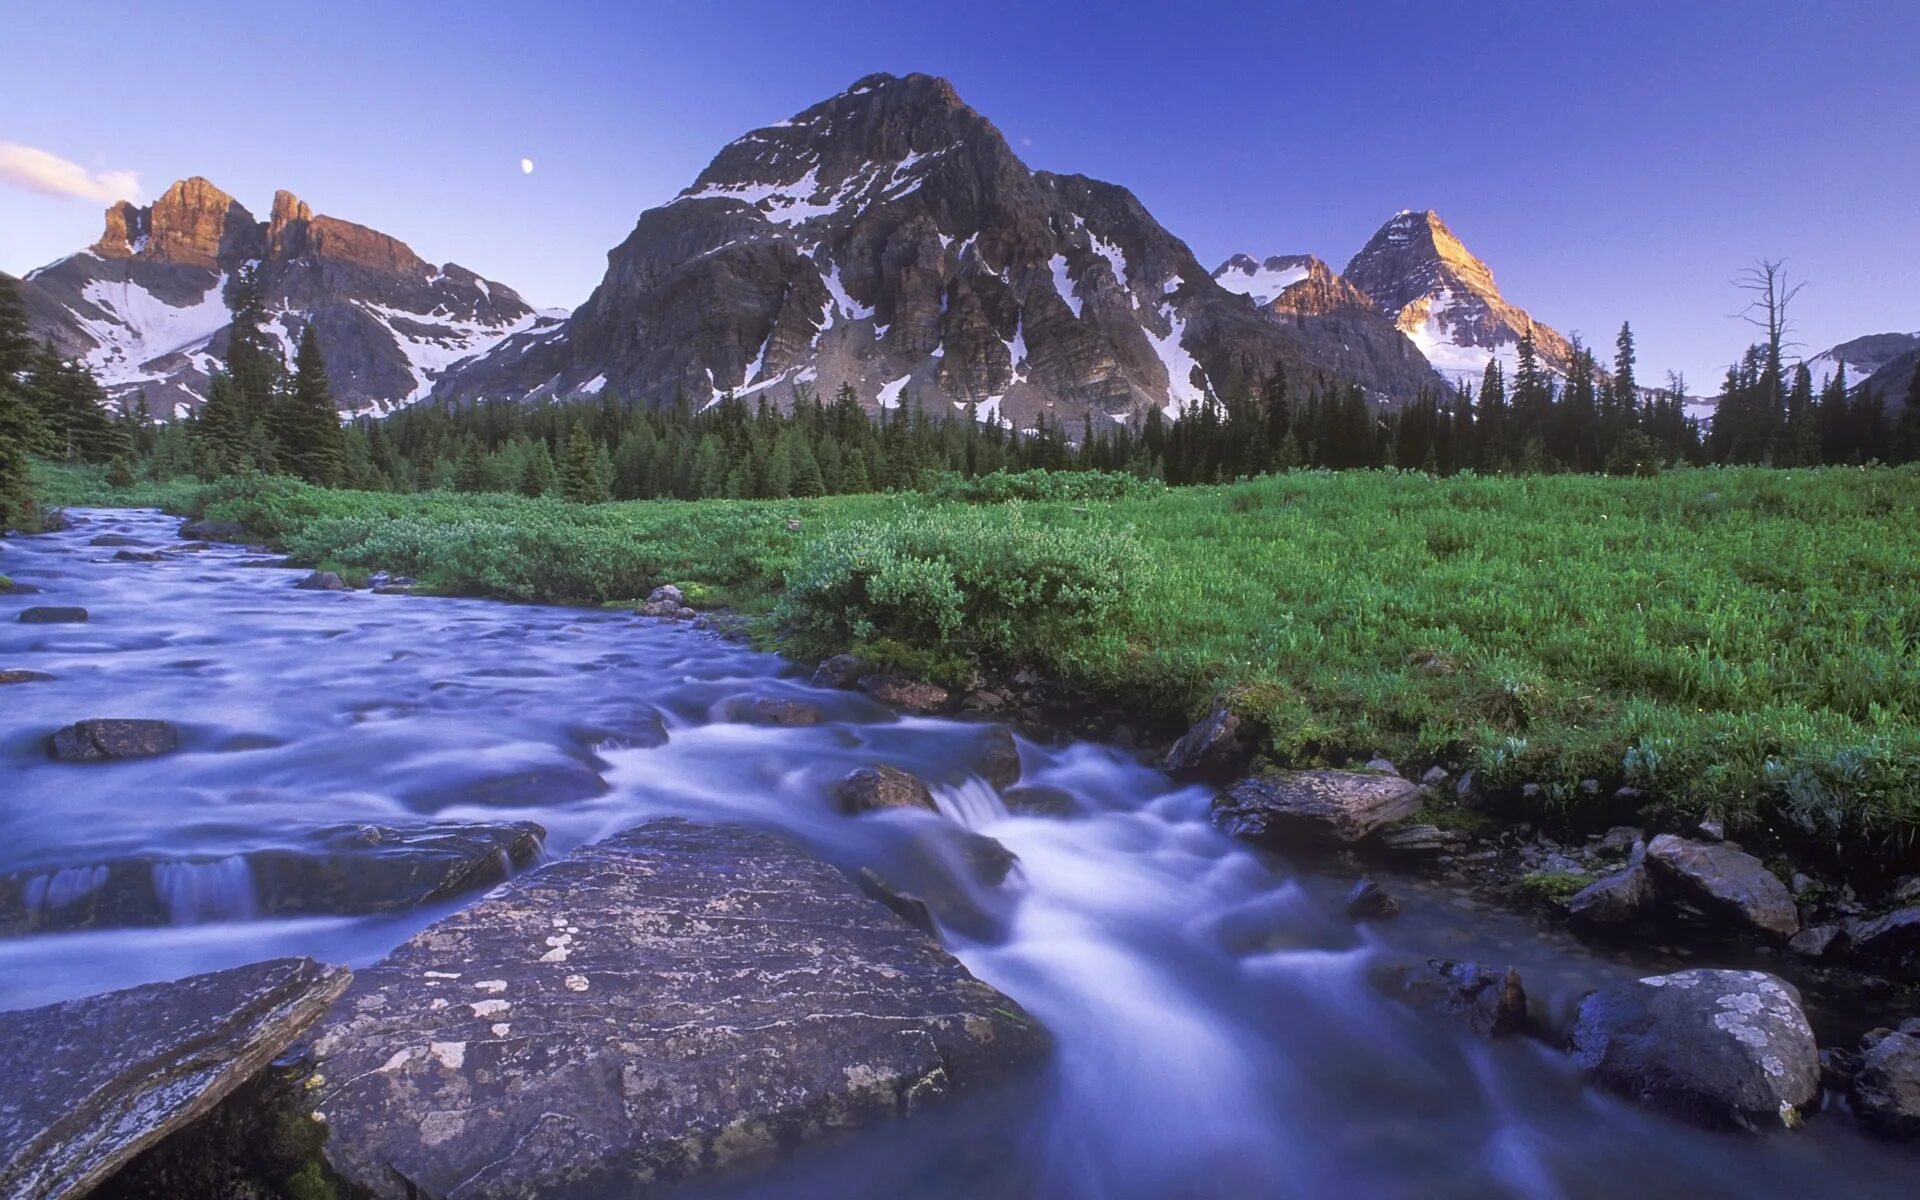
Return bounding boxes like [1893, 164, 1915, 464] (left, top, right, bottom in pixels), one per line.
[282, 327, 346, 484]
[519, 440, 557, 496]
[561, 427, 611, 503]
[454, 439, 490, 492]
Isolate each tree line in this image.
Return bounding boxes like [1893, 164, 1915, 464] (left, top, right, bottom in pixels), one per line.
[5, 267, 1919, 529]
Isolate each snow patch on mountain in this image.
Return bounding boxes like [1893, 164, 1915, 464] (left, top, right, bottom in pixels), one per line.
[73, 273, 230, 386]
[1213, 256, 1310, 307]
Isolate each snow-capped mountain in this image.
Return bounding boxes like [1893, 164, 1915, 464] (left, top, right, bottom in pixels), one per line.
[433, 73, 1442, 423]
[1341, 210, 1575, 388]
[1799, 331, 1920, 390]
[1209, 253, 1434, 396]
[19, 178, 556, 416]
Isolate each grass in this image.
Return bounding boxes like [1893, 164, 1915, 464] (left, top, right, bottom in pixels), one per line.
[32, 461, 1920, 876]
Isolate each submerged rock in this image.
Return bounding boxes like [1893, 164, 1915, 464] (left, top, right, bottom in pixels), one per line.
[0, 957, 351, 1200]
[714, 694, 824, 726]
[1213, 768, 1422, 847]
[1852, 1026, 1920, 1139]
[1162, 706, 1247, 775]
[1644, 835, 1799, 939]
[47, 718, 180, 762]
[18, 606, 88, 624]
[0, 669, 54, 685]
[1379, 959, 1526, 1037]
[0, 821, 547, 934]
[835, 764, 939, 814]
[1347, 878, 1399, 919]
[1568, 969, 1819, 1131]
[177, 518, 249, 542]
[1002, 784, 1081, 818]
[977, 726, 1022, 790]
[308, 819, 1045, 1198]
[88, 535, 145, 547]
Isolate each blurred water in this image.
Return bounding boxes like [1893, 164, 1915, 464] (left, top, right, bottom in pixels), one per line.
[0, 509, 1913, 1199]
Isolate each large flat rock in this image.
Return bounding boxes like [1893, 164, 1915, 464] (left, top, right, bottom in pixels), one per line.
[309, 818, 1047, 1198]
[1213, 768, 1421, 846]
[0, 957, 351, 1200]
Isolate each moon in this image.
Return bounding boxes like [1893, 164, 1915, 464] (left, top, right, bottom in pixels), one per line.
[520, 158, 534, 175]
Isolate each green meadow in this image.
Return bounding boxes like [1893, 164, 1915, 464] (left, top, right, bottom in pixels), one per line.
[38, 462, 1920, 869]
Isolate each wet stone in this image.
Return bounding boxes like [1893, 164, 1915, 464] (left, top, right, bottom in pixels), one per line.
[0, 958, 351, 1200]
[1847, 906, 1920, 975]
[18, 606, 88, 624]
[859, 673, 950, 714]
[1162, 706, 1246, 776]
[714, 695, 825, 726]
[1213, 768, 1422, 847]
[976, 726, 1022, 790]
[1644, 834, 1799, 939]
[294, 570, 347, 591]
[1568, 969, 1819, 1131]
[176, 518, 249, 542]
[1002, 785, 1081, 818]
[1378, 959, 1526, 1037]
[47, 718, 180, 762]
[0, 821, 547, 934]
[1853, 1028, 1920, 1139]
[1347, 877, 1400, 919]
[0, 669, 54, 685]
[835, 764, 938, 814]
[308, 819, 1046, 1199]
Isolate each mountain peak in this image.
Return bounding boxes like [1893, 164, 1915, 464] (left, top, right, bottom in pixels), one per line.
[93, 175, 260, 267]
[1342, 208, 1571, 383]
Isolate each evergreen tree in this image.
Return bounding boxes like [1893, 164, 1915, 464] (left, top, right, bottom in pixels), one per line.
[280, 327, 346, 484]
[519, 440, 557, 496]
[454, 439, 490, 492]
[0, 274, 42, 527]
[561, 427, 612, 503]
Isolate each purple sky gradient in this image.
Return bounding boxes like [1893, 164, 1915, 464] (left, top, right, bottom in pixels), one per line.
[3, 0, 1914, 388]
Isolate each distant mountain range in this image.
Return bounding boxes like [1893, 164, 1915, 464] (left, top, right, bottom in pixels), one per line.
[15, 177, 556, 417]
[11, 73, 1907, 424]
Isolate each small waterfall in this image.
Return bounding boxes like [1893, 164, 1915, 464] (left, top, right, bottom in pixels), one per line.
[22, 865, 110, 915]
[152, 856, 258, 924]
[931, 777, 1010, 830]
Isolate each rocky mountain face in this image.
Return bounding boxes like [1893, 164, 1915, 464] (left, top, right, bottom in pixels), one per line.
[1865, 347, 1919, 410]
[19, 178, 553, 416]
[1341, 209, 1574, 387]
[434, 73, 1443, 424]
[1801, 331, 1920, 391]
[1209, 253, 1436, 397]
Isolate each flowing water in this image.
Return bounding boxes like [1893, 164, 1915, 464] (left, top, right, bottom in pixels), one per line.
[1, 509, 1913, 1199]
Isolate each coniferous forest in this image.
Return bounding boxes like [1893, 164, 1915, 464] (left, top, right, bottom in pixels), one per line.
[4, 268, 1918, 533]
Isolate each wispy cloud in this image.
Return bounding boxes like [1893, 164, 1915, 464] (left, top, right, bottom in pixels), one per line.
[0, 142, 140, 203]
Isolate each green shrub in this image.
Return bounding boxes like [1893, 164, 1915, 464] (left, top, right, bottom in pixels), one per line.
[775, 506, 1145, 671]
[924, 468, 1162, 504]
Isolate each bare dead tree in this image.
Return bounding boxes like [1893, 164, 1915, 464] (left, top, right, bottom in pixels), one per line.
[1731, 258, 1807, 384]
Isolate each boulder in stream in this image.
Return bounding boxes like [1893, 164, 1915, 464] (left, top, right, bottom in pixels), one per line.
[0, 668, 54, 685]
[0, 957, 351, 1200]
[177, 518, 250, 542]
[636, 584, 695, 619]
[977, 726, 1022, 790]
[1379, 959, 1526, 1037]
[1347, 878, 1400, 919]
[1568, 969, 1819, 1131]
[47, 718, 180, 762]
[294, 570, 347, 591]
[18, 606, 88, 624]
[0, 821, 546, 934]
[308, 818, 1046, 1198]
[1213, 768, 1422, 847]
[1852, 1024, 1920, 1139]
[835, 764, 939, 814]
[714, 694, 825, 726]
[1644, 834, 1799, 939]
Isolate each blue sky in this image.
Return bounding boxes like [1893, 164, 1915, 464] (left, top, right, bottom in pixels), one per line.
[3, 0, 1914, 387]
